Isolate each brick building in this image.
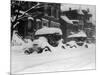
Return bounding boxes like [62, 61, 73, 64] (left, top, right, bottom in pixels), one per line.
[23, 2, 61, 39]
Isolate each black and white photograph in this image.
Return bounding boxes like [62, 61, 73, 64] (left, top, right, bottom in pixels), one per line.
[11, 0, 96, 74]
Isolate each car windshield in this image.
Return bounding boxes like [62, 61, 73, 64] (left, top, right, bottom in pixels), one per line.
[75, 37, 86, 42]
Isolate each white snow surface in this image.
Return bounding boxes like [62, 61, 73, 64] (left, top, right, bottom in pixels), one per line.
[35, 27, 62, 35]
[11, 43, 95, 74]
[32, 37, 53, 49]
[11, 31, 95, 74]
[68, 30, 87, 38]
[61, 16, 73, 24]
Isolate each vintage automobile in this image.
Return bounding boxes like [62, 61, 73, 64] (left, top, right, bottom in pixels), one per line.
[66, 31, 88, 48]
[24, 27, 63, 54]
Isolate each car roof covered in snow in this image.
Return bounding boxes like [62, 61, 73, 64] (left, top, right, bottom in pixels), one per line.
[35, 27, 63, 35]
[68, 31, 87, 38]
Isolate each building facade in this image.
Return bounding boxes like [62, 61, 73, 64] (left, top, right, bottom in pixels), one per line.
[24, 2, 61, 39]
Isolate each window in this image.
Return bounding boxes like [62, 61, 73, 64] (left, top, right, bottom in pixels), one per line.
[42, 18, 49, 27]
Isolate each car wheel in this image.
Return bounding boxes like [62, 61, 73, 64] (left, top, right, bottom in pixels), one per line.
[37, 48, 43, 53]
[44, 46, 51, 52]
[24, 50, 31, 55]
[85, 44, 88, 48]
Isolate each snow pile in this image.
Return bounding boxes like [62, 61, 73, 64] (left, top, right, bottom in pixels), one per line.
[23, 39, 33, 49]
[11, 45, 95, 74]
[11, 31, 34, 51]
[66, 41, 77, 48]
[11, 31, 25, 50]
[31, 37, 66, 53]
[11, 31, 24, 46]
[11, 31, 95, 74]
[61, 16, 73, 24]
[32, 37, 49, 48]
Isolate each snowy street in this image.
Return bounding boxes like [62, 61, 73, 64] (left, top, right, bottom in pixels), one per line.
[11, 45, 95, 74]
[11, 1, 96, 74]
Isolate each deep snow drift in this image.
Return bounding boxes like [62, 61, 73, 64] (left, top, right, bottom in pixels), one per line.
[11, 30, 95, 74]
[11, 44, 95, 74]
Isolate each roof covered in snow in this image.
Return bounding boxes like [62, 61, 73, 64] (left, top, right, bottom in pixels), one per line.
[35, 27, 62, 35]
[61, 4, 96, 25]
[68, 31, 87, 38]
[61, 16, 73, 24]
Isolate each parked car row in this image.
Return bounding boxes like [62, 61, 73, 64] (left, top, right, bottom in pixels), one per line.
[23, 28, 90, 55]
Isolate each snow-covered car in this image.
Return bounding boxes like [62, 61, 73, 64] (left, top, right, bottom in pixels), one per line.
[24, 27, 63, 54]
[66, 41, 77, 48]
[32, 37, 52, 53]
[35, 27, 63, 47]
[66, 39, 88, 48]
[23, 37, 52, 54]
[67, 30, 88, 48]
